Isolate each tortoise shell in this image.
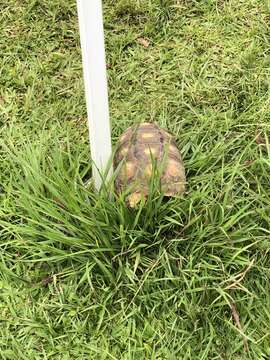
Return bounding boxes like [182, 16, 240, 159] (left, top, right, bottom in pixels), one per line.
[114, 122, 186, 207]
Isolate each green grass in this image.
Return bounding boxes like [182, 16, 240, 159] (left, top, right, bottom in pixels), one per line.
[1, 0, 270, 358]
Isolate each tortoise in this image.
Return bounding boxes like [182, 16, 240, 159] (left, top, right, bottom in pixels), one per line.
[114, 122, 186, 207]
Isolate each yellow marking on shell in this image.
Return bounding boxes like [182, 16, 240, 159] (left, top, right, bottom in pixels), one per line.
[167, 144, 181, 159]
[119, 161, 135, 179]
[167, 159, 181, 177]
[169, 144, 178, 153]
[119, 133, 128, 143]
[141, 132, 154, 139]
[126, 161, 135, 177]
[144, 163, 153, 177]
[144, 147, 158, 156]
[121, 146, 129, 157]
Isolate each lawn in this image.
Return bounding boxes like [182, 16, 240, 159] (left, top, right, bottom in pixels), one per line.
[1, 0, 270, 358]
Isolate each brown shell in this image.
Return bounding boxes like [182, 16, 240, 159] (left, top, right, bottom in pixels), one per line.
[114, 122, 186, 206]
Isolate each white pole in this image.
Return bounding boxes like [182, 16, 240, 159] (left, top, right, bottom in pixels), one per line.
[76, 0, 112, 190]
